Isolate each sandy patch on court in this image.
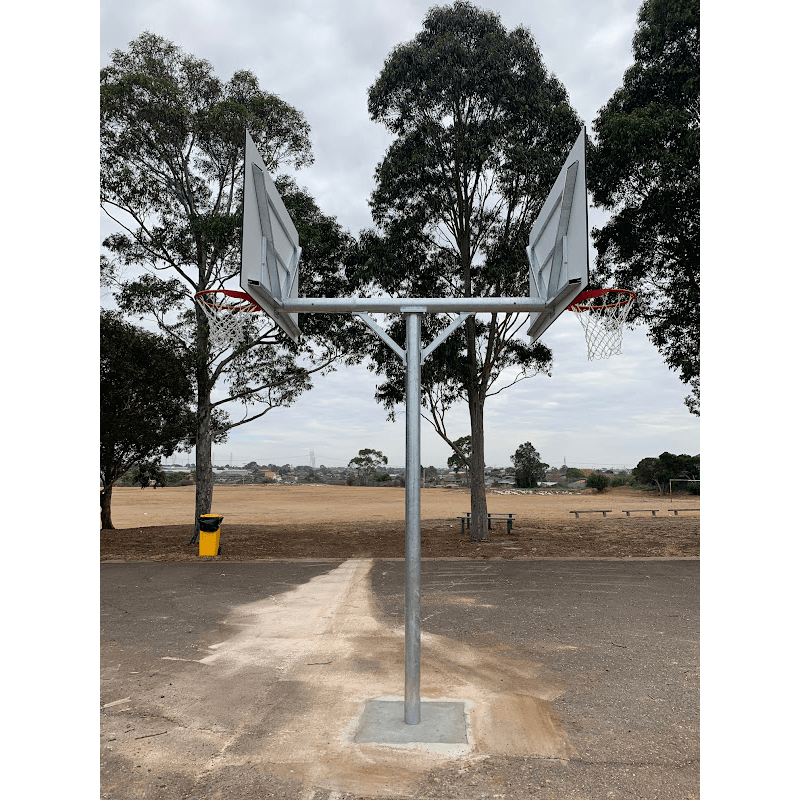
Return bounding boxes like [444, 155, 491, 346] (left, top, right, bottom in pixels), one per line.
[105, 559, 573, 797]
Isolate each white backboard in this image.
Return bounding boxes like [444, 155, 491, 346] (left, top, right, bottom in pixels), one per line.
[240, 129, 301, 342]
[526, 127, 588, 343]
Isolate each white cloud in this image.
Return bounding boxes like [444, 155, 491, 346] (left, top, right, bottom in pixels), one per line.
[101, 0, 699, 470]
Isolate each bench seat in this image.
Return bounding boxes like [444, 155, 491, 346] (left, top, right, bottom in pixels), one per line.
[570, 510, 612, 518]
[459, 513, 516, 534]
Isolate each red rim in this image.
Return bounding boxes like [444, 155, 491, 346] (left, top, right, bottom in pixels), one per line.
[194, 289, 263, 312]
[568, 288, 635, 312]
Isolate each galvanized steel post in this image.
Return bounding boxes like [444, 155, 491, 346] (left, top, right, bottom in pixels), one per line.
[403, 310, 422, 724]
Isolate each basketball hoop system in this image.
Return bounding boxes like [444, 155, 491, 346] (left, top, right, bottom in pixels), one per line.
[568, 288, 636, 360]
[194, 289, 265, 350]
[230, 127, 629, 728]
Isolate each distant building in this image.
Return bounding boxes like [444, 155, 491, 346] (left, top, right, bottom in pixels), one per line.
[212, 469, 253, 483]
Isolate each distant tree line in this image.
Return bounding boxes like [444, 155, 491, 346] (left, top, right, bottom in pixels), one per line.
[632, 452, 699, 495]
[101, 1, 699, 539]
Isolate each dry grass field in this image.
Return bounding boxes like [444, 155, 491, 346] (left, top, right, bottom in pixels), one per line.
[101, 484, 699, 560]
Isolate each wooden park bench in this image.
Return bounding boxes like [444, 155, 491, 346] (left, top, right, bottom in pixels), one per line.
[569, 510, 612, 518]
[670, 508, 700, 515]
[458, 512, 516, 534]
[622, 509, 659, 516]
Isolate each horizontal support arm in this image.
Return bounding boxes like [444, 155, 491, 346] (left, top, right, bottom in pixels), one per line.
[280, 296, 549, 314]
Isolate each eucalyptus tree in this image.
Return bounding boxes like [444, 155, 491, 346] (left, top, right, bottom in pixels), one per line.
[358, 1, 582, 540]
[101, 33, 362, 536]
[589, 0, 700, 414]
[100, 311, 196, 529]
[511, 441, 548, 488]
[348, 448, 389, 485]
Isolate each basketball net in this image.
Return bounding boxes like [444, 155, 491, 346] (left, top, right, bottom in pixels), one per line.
[195, 289, 265, 350]
[569, 289, 635, 360]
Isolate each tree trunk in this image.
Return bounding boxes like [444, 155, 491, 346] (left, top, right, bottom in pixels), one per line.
[193, 398, 214, 540]
[464, 317, 489, 542]
[191, 307, 214, 543]
[100, 484, 114, 530]
[467, 387, 489, 542]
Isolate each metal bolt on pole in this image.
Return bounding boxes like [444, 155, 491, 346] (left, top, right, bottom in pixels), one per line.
[403, 310, 422, 724]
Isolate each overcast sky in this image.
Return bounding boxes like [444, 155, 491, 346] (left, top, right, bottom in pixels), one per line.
[99, 0, 701, 471]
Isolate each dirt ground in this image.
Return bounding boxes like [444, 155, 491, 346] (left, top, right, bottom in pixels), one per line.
[101, 484, 699, 560]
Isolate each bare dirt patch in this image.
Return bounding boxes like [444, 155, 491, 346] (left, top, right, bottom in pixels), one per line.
[105, 560, 574, 797]
[101, 485, 699, 560]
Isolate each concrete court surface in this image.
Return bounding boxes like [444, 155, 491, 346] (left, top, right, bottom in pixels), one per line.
[100, 558, 699, 799]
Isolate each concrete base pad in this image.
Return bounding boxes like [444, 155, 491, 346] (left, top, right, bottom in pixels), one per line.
[353, 700, 468, 744]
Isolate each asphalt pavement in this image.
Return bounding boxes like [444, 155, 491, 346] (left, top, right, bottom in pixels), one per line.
[101, 558, 699, 799]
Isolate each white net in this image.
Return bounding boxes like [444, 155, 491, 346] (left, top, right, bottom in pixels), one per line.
[195, 291, 264, 351]
[570, 290, 635, 360]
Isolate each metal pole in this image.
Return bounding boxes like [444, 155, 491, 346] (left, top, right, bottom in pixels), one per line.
[404, 310, 422, 725]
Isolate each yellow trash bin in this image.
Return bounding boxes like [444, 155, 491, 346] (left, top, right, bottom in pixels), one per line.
[198, 514, 223, 556]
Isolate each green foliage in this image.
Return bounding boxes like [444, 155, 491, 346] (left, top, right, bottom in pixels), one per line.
[565, 467, 586, 483]
[633, 457, 662, 490]
[101, 33, 312, 296]
[100, 311, 195, 491]
[446, 436, 473, 473]
[589, 0, 700, 415]
[348, 448, 389, 484]
[101, 33, 366, 529]
[633, 451, 699, 495]
[100, 310, 204, 526]
[670, 478, 700, 495]
[160, 471, 194, 486]
[354, 2, 581, 531]
[586, 473, 610, 492]
[374, 473, 391, 483]
[132, 459, 167, 489]
[610, 476, 628, 488]
[511, 442, 548, 488]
